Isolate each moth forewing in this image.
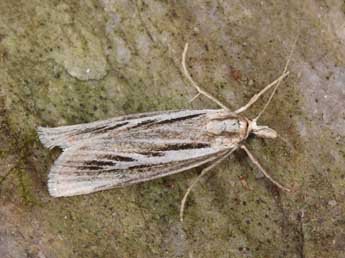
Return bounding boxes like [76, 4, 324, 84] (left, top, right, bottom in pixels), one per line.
[37, 109, 210, 150]
[47, 141, 228, 197]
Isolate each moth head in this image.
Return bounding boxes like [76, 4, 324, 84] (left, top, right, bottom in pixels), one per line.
[250, 120, 277, 139]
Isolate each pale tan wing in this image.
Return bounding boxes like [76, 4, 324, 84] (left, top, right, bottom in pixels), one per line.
[37, 109, 217, 149]
[48, 138, 229, 197]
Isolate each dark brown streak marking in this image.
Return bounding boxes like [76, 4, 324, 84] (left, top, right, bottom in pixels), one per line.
[99, 151, 219, 174]
[129, 119, 156, 129]
[59, 164, 105, 171]
[126, 164, 154, 169]
[78, 165, 104, 170]
[155, 113, 204, 125]
[100, 154, 136, 162]
[74, 125, 107, 135]
[135, 151, 165, 157]
[70, 161, 170, 175]
[154, 142, 210, 151]
[84, 160, 115, 166]
[73, 122, 129, 135]
[116, 153, 223, 185]
[91, 122, 129, 134]
[100, 162, 168, 174]
[61, 151, 221, 178]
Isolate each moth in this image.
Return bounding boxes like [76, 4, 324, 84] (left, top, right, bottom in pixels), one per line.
[38, 43, 295, 221]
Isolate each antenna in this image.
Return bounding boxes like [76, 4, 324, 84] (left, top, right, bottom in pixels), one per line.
[254, 35, 299, 122]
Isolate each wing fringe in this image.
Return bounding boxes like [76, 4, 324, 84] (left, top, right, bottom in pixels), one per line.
[37, 126, 61, 149]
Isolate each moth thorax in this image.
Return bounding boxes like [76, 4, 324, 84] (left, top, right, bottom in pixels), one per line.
[206, 119, 247, 135]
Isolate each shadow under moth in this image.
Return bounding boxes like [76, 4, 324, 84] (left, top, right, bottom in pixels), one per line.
[38, 42, 295, 221]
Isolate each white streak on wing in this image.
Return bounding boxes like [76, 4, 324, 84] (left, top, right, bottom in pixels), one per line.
[48, 149, 227, 197]
[52, 144, 224, 171]
[108, 147, 221, 170]
[38, 109, 219, 149]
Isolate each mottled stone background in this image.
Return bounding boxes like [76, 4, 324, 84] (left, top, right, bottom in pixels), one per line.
[1, 1, 345, 257]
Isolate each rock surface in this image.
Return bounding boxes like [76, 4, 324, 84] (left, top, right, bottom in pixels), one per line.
[1, 1, 345, 257]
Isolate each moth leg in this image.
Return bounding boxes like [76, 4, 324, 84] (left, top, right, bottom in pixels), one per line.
[182, 43, 231, 111]
[180, 148, 237, 222]
[240, 145, 291, 192]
